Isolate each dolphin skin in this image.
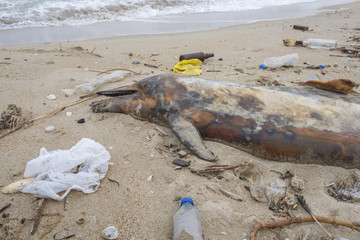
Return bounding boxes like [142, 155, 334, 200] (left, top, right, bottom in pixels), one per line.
[91, 73, 360, 169]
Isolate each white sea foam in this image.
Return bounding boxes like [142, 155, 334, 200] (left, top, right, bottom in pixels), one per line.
[0, 0, 318, 30]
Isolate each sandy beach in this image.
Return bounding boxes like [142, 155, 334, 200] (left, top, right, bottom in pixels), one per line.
[1, 1, 360, 239]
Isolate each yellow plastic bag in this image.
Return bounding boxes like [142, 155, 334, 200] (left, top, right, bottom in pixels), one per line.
[173, 59, 202, 76]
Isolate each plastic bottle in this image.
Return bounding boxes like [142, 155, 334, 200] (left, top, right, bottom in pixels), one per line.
[260, 53, 298, 69]
[179, 52, 214, 62]
[173, 197, 202, 240]
[302, 38, 338, 50]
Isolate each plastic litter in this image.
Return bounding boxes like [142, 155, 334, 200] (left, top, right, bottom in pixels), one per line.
[173, 59, 202, 76]
[62, 70, 132, 95]
[173, 197, 202, 240]
[102, 226, 118, 240]
[21, 138, 111, 200]
[261, 53, 298, 69]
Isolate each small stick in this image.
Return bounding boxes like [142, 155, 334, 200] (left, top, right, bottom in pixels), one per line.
[0, 203, 11, 213]
[220, 189, 243, 202]
[191, 163, 245, 174]
[88, 68, 141, 75]
[296, 195, 332, 238]
[39, 212, 62, 240]
[90, 47, 97, 54]
[250, 215, 360, 240]
[154, 127, 168, 137]
[30, 198, 46, 235]
[107, 177, 120, 186]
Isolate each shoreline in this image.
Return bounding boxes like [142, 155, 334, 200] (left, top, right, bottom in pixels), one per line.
[0, 0, 358, 47]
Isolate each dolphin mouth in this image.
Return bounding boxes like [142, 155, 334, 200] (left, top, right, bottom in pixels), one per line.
[96, 85, 137, 97]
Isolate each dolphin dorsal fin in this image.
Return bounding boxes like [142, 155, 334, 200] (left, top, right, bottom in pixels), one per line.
[169, 114, 217, 161]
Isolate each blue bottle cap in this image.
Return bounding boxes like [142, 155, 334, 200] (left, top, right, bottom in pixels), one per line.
[319, 64, 325, 68]
[260, 64, 266, 69]
[180, 197, 194, 206]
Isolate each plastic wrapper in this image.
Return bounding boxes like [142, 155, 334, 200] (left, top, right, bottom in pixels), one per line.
[62, 70, 132, 95]
[173, 59, 202, 76]
[21, 138, 111, 200]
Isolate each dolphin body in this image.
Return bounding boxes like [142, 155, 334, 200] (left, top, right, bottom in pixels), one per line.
[91, 73, 360, 169]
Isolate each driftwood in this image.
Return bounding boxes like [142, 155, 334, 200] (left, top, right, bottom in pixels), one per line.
[250, 215, 360, 240]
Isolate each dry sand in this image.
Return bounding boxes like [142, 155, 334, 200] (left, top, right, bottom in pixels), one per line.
[1, 2, 360, 240]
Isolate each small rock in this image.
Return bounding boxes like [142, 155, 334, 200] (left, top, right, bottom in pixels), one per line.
[76, 218, 85, 224]
[46, 94, 56, 100]
[172, 159, 190, 167]
[45, 126, 55, 132]
[177, 150, 187, 158]
[174, 196, 182, 202]
[77, 118, 85, 124]
[66, 111, 72, 117]
[147, 175, 153, 182]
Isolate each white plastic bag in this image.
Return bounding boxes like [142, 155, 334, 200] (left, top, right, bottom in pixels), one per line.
[21, 138, 111, 200]
[62, 70, 132, 95]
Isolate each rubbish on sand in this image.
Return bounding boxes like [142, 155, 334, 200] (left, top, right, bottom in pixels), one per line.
[62, 70, 132, 95]
[102, 226, 118, 240]
[326, 174, 360, 202]
[283, 38, 338, 50]
[293, 25, 309, 31]
[173, 197, 203, 240]
[2, 178, 34, 194]
[3, 138, 111, 200]
[249, 215, 360, 240]
[173, 59, 202, 76]
[301, 78, 359, 94]
[179, 52, 214, 62]
[261, 53, 298, 69]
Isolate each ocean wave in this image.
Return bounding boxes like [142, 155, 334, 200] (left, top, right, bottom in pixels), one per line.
[0, 0, 315, 29]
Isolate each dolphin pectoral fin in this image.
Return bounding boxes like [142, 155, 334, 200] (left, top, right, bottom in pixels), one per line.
[169, 114, 217, 161]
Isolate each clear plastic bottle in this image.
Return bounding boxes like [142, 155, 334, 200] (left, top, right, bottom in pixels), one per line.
[261, 53, 298, 69]
[173, 197, 202, 240]
[303, 38, 338, 50]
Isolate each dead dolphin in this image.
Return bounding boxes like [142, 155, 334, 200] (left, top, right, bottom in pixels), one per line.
[91, 73, 360, 169]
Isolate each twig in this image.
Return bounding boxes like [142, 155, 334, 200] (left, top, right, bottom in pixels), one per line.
[39, 212, 62, 240]
[16, 212, 62, 240]
[88, 68, 141, 76]
[90, 47, 96, 54]
[31, 198, 47, 234]
[250, 215, 360, 240]
[107, 177, 120, 186]
[0, 203, 11, 213]
[154, 127, 168, 137]
[219, 189, 243, 201]
[191, 163, 245, 174]
[296, 195, 332, 238]
[30, 95, 98, 121]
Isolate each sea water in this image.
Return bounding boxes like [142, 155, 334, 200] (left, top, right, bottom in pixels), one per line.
[0, 0, 358, 45]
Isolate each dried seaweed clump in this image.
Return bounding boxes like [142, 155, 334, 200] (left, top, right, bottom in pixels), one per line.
[327, 174, 360, 202]
[0, 104, 25, 130]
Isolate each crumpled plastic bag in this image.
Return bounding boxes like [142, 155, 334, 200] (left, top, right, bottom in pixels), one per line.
[249, 173, 286, 208]
[21, 138, 111, 200]
[62, 70, 132, 95]
[173, 59, 202, 76]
